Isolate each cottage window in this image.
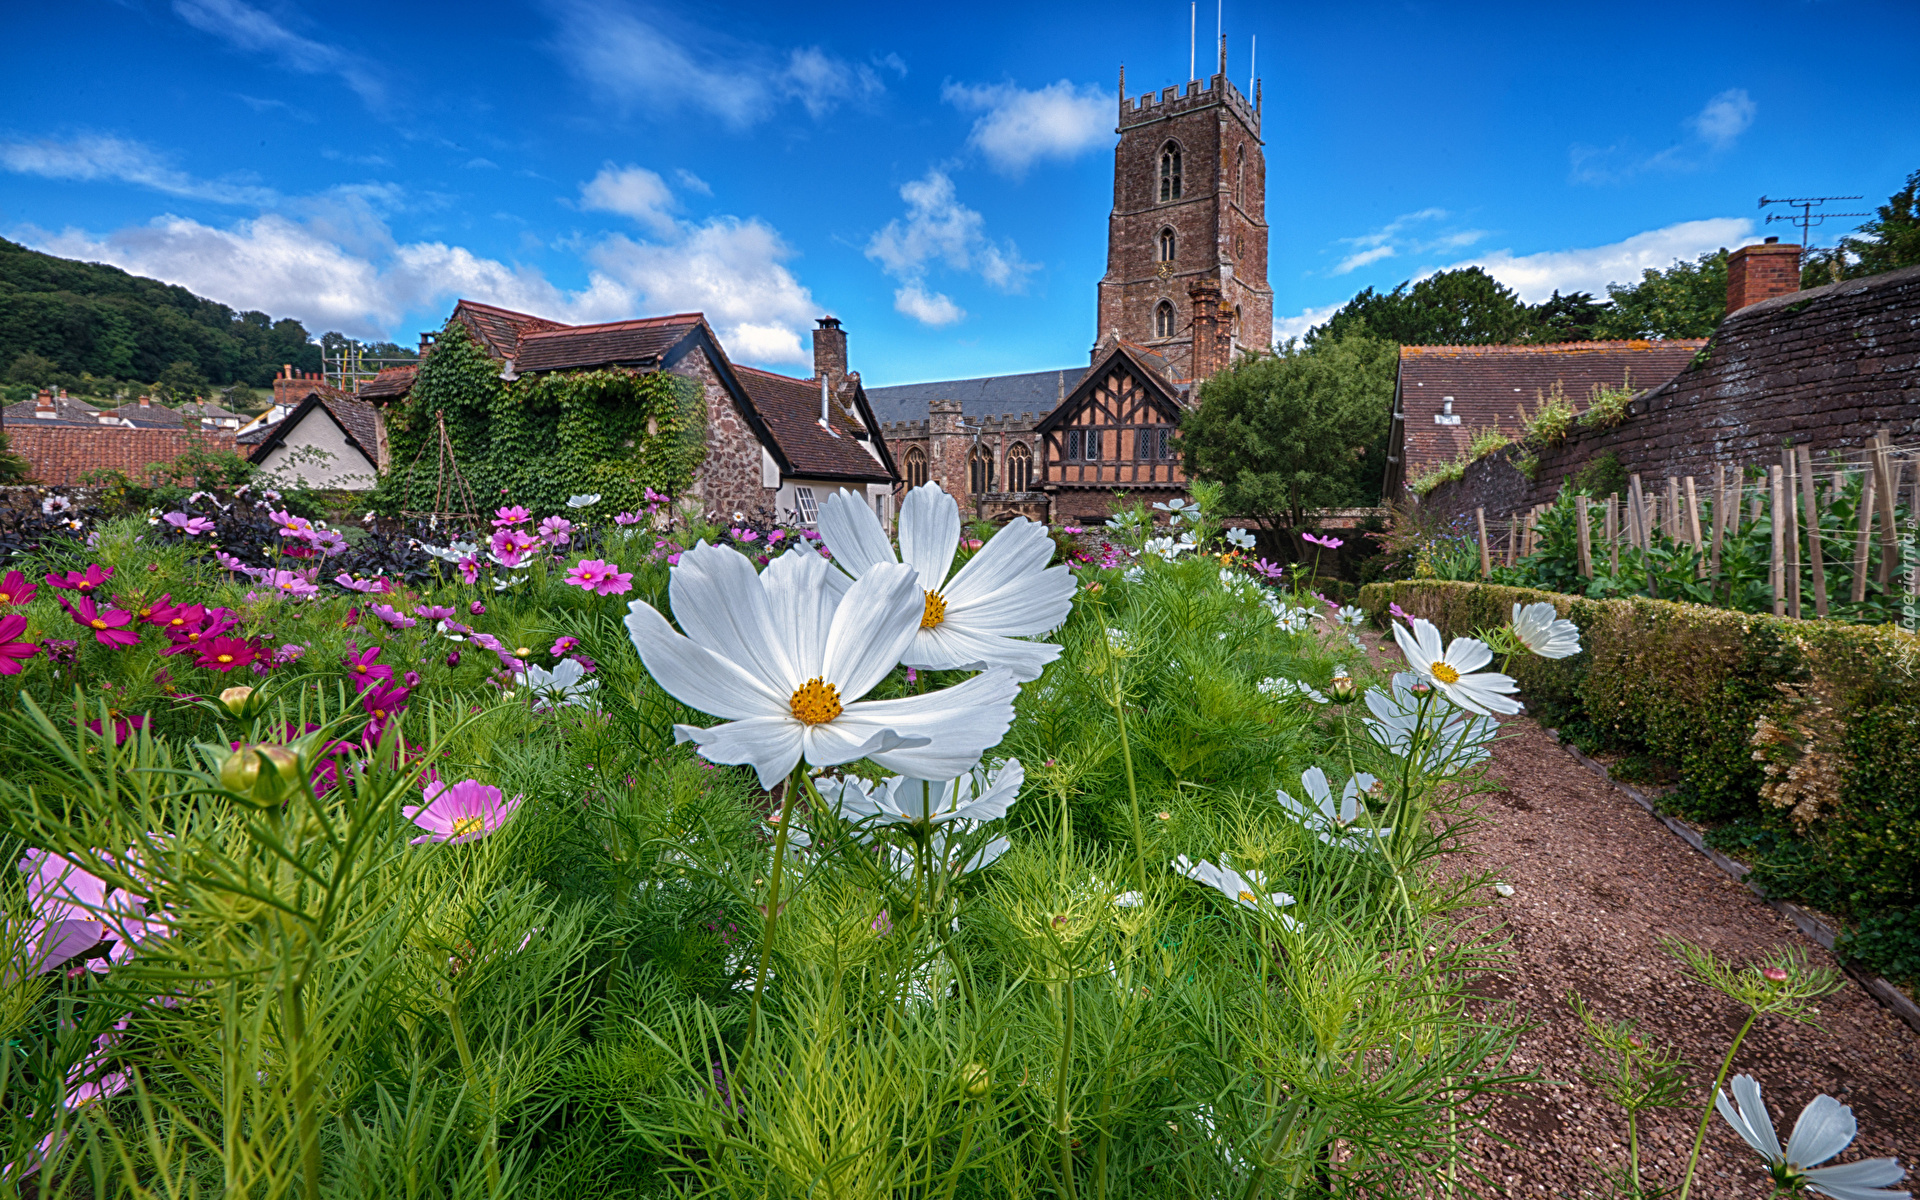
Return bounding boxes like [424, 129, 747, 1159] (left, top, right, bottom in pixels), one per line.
[1005, 442, 1032, 492]
[1158, 143, 1182, 202]
[1158, 228, 1176, 262]
[1066, 428, 1101, 462]
[1137, 427, 1173, 460]
[1154, 301, 1175, 339]
[791, 486, 819, 525]
[968, 444, 995, 494]
[903, 446, 928, 488]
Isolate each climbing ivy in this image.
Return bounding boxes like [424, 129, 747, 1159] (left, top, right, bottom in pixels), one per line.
[379, 320, 706, 517]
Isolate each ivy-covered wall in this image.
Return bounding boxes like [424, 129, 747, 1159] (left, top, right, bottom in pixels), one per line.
[379, 322, 706, 516]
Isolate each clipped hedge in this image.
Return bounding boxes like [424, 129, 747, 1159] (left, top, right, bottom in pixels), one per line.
[1359, 579, 1920, 981]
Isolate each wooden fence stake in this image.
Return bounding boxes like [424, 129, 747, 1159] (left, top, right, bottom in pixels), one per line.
[1576, 495, 1593, 578]
[1796, 445, 1829, 618]
[1684, 475, 1704, 577]
[1782, 449, 1802, 619]
[1607, 494, 1619, 575]
[1874, 434, 1902, 590]
[1628, 474, 1646, 549]
[1770, 464, 1787, 615]
[1709, 464, 1728, 581]
[1853, 463, 1877, 604]
[1475, 507, 1491, 578]
[1666, 476, 1681, 542]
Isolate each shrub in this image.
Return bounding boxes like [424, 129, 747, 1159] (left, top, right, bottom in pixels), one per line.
[1360, 578, 1920, 975]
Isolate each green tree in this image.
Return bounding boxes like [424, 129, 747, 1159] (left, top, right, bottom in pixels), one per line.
[156, 359, 211, 401]
[1524, 290, 1607, 342]
[1594, 249, 1728, 339]
[5, 351, 57, 385]
[1804, 167, 1920, 285]
[1307, 267, 1532, 347]
[1181, 333, 1397, 528]
[0, 431, 29, 483]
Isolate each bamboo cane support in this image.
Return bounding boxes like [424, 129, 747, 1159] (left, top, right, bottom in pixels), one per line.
[1796, 445, 1828, 618]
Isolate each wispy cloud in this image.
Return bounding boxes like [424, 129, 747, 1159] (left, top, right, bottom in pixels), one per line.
[579, 164, 680, 237]
[546, 0, 881, 128]
[865, 169, 1036, 326]
[1444, 217, 1760, 301]
[0, 134, 278, 205]
[1330, 208, 1484, 275]
[1272, 302, 1343, 346]
[1570, 89, 1757, 184]
[173, 0, 387, 110]
[941, 80, 1111, 177]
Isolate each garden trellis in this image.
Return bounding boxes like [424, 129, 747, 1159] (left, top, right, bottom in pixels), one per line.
[1471, 433, 1919, 623]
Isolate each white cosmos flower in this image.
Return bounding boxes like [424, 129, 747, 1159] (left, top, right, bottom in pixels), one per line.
[817, 482, 1073, 682]
[567, 493, 602, 508]
[1171, 855, 1300, 930]
[1511, 601, 1582, 660]
[1277, 767, 1390, 851]
[818, 759, 1024, 827]
[1392, 618, 1522, 716]
[525, 657, 597, 712]
[1715, 1074, 1909, 1200]
[624, 540, 1019, 788]
[1335, 605, 1366, 628]
[1224, 526, 1255, 549]
[1257, 677, 1328, 704]
[1365, 673, 1499, 772]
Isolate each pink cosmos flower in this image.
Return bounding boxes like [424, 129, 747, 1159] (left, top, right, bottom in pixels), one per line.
[1388, 601, 1412, 624]
[360, 682, 410, 740]
[85, 714, 148, 746]
[334, 573, 390, 594]
[563, 558, 633, 596]
[0, 614, 38, 675]
[0, 569, 37, 606]
[537, 515, 573, 546]
[310, 529, 348, 555]
[215, 551, 249, 572]
[457, 555, 481, 584]
[492, 505, 531, 528]
[489, 527, 540, 568]
[263, 570, 320, 601]
[730, 527, 757, 543]
[269, 510, 315, 541]
[767, 529, 785, 543]
[162, 512, 217, 536]
[469, 601, 486, 616]
[1302, 533, 1344, 549]
[344, 645, 393, 689]
[550, 635, 579, 656]
[368, 603, 417, 630]
[413, 604, 453, 621]
[613, 511, 643, 526]
[62, 597, 139, 648]
[274, 643, 306, 665]
[1249, 558, 1285, 581]
[47, 565, 113, 595]
[404, 776, 523, 845]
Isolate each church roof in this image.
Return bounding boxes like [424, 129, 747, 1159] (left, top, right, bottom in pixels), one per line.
[865, 367, 1088, 424]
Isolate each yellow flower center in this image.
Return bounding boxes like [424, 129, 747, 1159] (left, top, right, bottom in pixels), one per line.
[0, 592, 10, 602]
[788, 676, 843, 725]
[451, 815, 486, 836]
[90, 619, 108, 630]
[216, 654, 234, 664]
[1238, 890, 1257, 904]
[920, 589, 947, 629]
[1430, 661, 1461, 685]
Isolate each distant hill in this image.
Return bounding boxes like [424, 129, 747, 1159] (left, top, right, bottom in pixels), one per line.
[0, 237, 323, 391]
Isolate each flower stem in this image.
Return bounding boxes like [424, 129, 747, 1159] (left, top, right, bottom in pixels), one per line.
[1676, 1009, 1759, 1200]
[746, 761, 805, 1053]
[1054, 976, 1079, 1200]
[1108, 656, 1149, 895]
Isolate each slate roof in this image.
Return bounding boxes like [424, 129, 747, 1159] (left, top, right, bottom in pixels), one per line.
[2, 394, 102, 427]
[1392, 340, 1707, 482]
[865, 366, 1088, 424]
[355, 366, 417, 400]
[451, 300, 570, 359]
[175, 400, 246, 426]
[514, 315, 704, 374]
[95, 400, 186, 429]
[733, 366, 894, 482]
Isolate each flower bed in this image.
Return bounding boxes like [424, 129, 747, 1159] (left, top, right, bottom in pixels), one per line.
[1360, 577, 1920, 988]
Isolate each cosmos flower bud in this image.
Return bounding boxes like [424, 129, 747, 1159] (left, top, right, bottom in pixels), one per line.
[961, 1061, 990, 1100]
[221, 744, 302, 806]
[1761, 966, 1789, 983]
[1328, 677, 1358, 704]
[219, 685, 255, 716]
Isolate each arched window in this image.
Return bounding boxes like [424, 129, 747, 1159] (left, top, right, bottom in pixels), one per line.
[1157, 228, 1176, 262]
[903, 445, 928, 488]
[1005, 442, 1032, 492]
[1158, 142, 1182, 202]
[1235, 144, 1245, 208]
[968, 444, 995, 494]
[1233, 305, 1243, 339]
[1154, 301, 1176, 339]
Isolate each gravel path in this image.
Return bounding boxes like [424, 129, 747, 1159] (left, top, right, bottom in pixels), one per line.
[1457, 717, 1920, 1198]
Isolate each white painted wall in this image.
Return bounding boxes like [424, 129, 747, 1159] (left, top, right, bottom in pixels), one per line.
[776, 481, 893, 530]
[256, 413, 379, 490]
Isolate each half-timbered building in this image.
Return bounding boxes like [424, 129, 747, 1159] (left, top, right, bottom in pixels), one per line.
[1032, 344, 1187, 523]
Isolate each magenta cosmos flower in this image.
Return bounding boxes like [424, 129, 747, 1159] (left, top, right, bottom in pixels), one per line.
[537, 515, 573, 546]
[1302, 533, 1344, 549]
[195, 637, 261, 673]
[0, 614, 39, 675]
[47, 564, 113, 595]
[492, 505, 531, 528]
[62, 597, 139, 648]
[613, 511, 643, 526]
[404, 776, 523, 844]
[0, 569, 38, 606]
[563, 558, 633, 596]
[344, 645, 393, 689]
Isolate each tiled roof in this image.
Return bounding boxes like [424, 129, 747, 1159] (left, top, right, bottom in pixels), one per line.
[1396, 340, 1706, 478]
[246, 392, 383, 464]
[2, 394, 102, 427]
[514, 315, 704, 374]
[236, 420, 281, 446]
[8, 426, 229, 486]
[866, 366, 1087, 424]
[450, 300, 570, 359]
[733, 366, 894, 482]
[356, 366, 417, 400]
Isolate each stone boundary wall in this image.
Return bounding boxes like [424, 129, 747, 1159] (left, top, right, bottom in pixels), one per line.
[1423, 264, 1920, 521]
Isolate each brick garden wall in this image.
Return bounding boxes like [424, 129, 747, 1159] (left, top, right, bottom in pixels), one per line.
[1424, 263, 1920, 521]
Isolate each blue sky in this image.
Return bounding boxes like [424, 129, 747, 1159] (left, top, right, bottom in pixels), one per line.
[4, 0, 1917, 385]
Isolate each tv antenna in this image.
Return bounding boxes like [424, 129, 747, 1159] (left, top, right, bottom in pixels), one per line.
[1758, 194, 1869, 249]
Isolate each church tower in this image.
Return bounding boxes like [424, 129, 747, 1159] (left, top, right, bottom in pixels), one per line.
[1095, 43, 1272, 379]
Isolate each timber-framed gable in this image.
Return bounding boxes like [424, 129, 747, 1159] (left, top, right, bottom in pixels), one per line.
[1035, 345, 1187, 502]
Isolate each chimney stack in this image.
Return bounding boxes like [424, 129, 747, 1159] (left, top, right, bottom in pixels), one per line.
[35, 389, 55, 419]
[138, 394, 151, 409]
[1187, 279, 1225, 381]
[813, 317, 848, 390]
[1726, 238, 1802, 314]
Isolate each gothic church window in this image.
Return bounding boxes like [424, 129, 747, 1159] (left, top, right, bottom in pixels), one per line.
[1158, 228, 1176, 262]
[1005, 442, 1032, 492]
[968, 444, 994, 494]
[1154, 301, 1175, 339]
[1158, 142, 1182, 202]
[903, 446, 928, 488]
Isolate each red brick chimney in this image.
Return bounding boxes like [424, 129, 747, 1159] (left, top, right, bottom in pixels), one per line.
[137, 394, 151, 409]
[35, 389, 54, 419]
[1726, 238, 1801, 314]
[1187, 279, 1224, 381]
[813, 317, 848, 390]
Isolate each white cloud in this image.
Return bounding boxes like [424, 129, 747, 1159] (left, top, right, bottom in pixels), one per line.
[674, 168, 712, 196]
[942, 80, 1111, 176]
[579, 164, 679, 236]
[1444, 217, 1761, 302]
[893, 282, 964, 326]
[1331, 208, 1483, 275]
[0, 134, 278, 206]
[173, 0, 386, 109]
[1332, 244, 1395, 274]
[865, 170, 1034, 324]
[1691, 89, 1756, 149]
[587, 216, 817, 363]
[547, 0, 879, 128]
[1272, 303, 1342, 346]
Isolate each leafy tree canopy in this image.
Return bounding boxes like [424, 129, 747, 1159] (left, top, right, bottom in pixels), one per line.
[1594, 249, 1729, 340]
[1804, 167, 1920, 285]
[1182, 333, 1396, 528]
[1306, 267, 1532, 347]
